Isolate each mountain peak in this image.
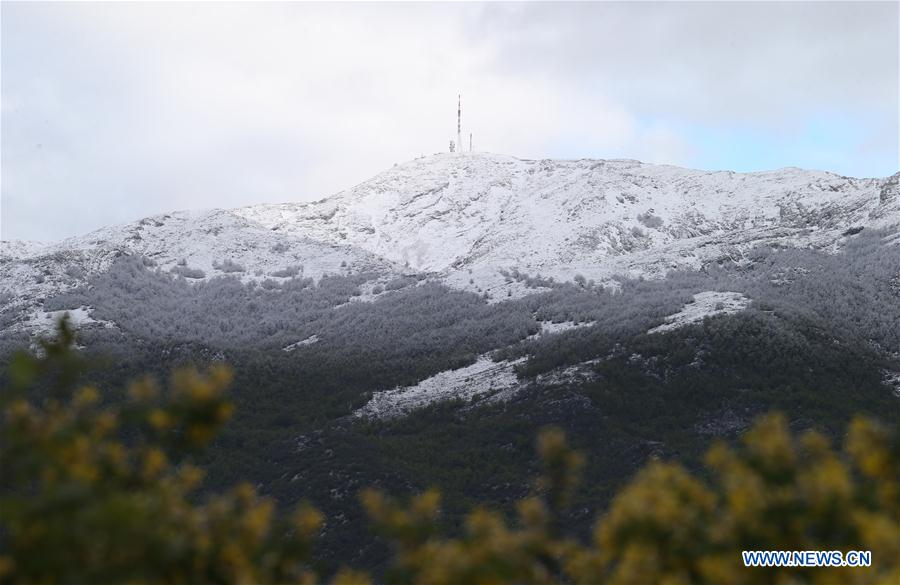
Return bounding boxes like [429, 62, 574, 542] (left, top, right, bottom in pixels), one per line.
[2, 155, 896, 321]
[235, 154, 895, 284]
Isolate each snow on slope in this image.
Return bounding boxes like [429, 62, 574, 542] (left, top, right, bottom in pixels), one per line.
[236, 153, 899, 292]
[648, 291, 750, 334]
[0, 208, 397, 331]
[354, 320, 597, 418]
[0, 240, 50, 260]
[18, 307, 116, 335]
[532, 320, 595, 337]
[57, 208, 395, 281]
[2, 153, 898, 331]
[355, 355, 526, 419]
[283, 335, 320, 352]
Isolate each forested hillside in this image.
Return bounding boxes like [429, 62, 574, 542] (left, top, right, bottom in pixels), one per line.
[4, 329, 897, 583]
[2, 228, 897, 570]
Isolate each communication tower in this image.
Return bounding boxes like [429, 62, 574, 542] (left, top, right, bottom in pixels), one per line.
[457, 94, 462, 154]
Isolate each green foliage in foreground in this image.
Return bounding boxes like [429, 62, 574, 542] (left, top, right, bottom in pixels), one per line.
[1, 320, 898, 584]
[0, 320, 322, 584]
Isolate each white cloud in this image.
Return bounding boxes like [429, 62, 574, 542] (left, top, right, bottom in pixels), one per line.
[1, 2, 896, 242]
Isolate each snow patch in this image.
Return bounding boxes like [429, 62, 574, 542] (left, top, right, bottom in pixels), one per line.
[283, 335, 319, 352]
[535, 320, 595, 337]
[535, 358, 604, 386]
[649, 291, 750, 334]
[22, 307, 115, 334]
[355, 355, 526, 419]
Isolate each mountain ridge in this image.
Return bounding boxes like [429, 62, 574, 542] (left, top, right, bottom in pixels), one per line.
[233, 152, 898, 285]
[3, 154, 897, 571]
[2, 152, 898, 331]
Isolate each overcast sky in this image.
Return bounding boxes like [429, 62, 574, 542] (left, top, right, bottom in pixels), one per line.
[2, 1, 898, 242]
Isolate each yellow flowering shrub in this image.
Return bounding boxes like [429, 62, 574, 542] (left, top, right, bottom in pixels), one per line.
[1, 318, 898, 584]
[566, 412, 900, 585]
[369, 414, 898, 585]
[0, 319, 321, 584]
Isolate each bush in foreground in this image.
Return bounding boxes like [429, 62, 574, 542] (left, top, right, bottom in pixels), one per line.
[1, 319, 898, 584]
[0, 320, 320, 584]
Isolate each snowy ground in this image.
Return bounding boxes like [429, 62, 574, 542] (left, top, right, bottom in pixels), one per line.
[16, 307, 116, 335]
[354, 320, 595, 419]
[236, 152, 898, 296]
[533, 320, 595, 337]
[0, 240, 49, 260]
[355, 355, 526, 419]
[2, 153, 895, 336]
[648, 291, 750, 334]
[282, 335, 319, 352]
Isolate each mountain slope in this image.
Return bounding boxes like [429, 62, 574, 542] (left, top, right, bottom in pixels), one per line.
[2, 154, 898, 570]
[2, 153, 898, 330]
[0, 208, 396, 327]
[235, 153, 899, 287]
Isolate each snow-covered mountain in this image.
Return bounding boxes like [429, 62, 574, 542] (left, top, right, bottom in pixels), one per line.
[5, 153, 895, 569]
[236, 153, 900, 271]
[2, 152, 898, 327]
[0, 208, 396, 323]
[236, 153, 898, 289]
